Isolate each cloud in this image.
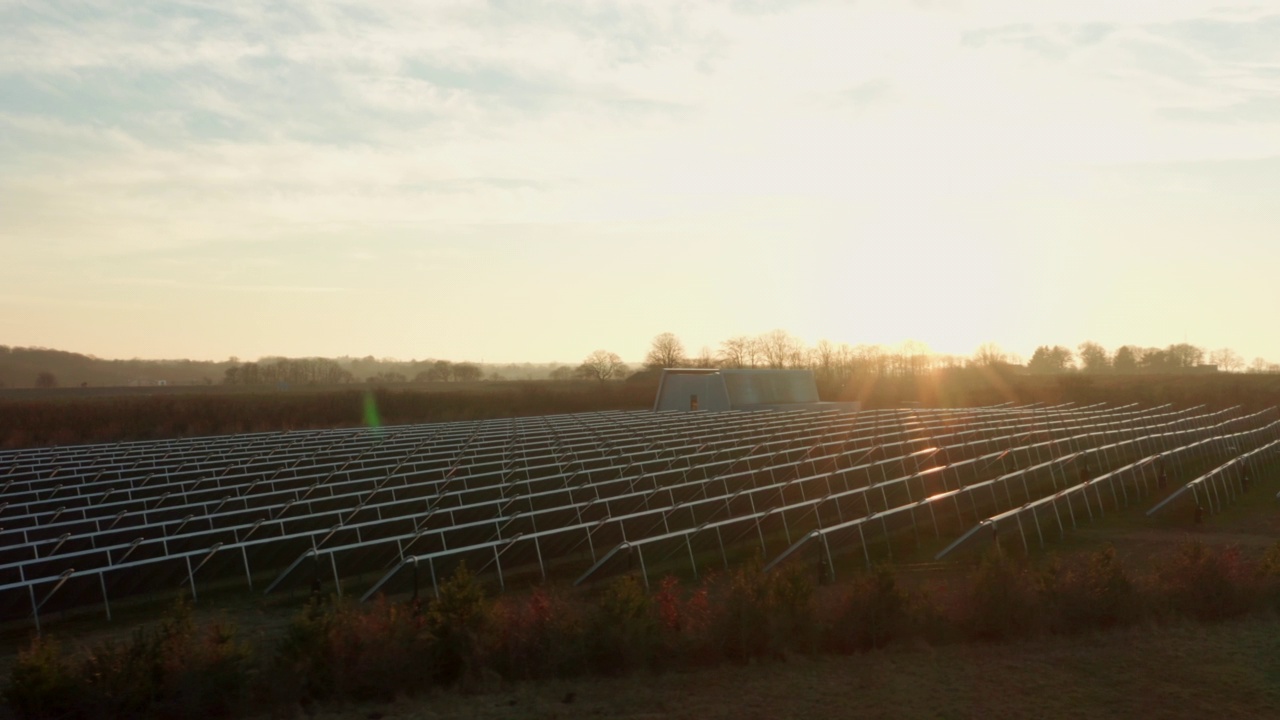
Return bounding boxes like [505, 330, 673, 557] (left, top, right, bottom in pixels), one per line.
[1161, 96, 1280, 125]
[840, 79, 893, 109]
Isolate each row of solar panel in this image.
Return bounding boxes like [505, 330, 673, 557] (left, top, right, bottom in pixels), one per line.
[3, 401, 1267, 630]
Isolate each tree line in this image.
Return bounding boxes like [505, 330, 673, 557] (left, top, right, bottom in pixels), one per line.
[221, 357, 485, 386]
[6, 335, 1279, 391]
[573, 332, 1280, 384]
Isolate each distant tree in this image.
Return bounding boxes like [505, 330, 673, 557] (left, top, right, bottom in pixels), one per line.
[35, 371, 57, 389]
[1112, 346, 1139, 373]
[1210, 348, 1244, 373]
[1077, 342, 1110, 373]
[1027, 345, 1074, 373]
[718, 336, 756, 368]
[367, 371, 407, 384]
[759, 329, 800, 369]
[453, 363, 483, 382]
[644, 332, 686, 370]
[424, 360, 453, 382]
[577, 350, 627, 381]
[899, 340, 932, 376]
[972, 342, 1008, 367]
[1248, 357, 1280, 374]
[692, 346, 717, 368]
[1138, 347, 1168, 371]
[549, 366, 575, 381]
[811, 340, 837, 373]
[855, 344, 889, 376]
[1165, 343, 1205, 369]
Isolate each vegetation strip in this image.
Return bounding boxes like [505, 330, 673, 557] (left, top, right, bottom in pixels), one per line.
[8, 539, 1280, 719]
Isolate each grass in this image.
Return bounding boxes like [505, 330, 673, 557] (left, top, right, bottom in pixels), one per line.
[306, 615, 1280, 720]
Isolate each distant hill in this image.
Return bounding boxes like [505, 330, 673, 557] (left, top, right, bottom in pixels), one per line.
[0, 346, 233, 388]
[0, 346, 587, 388]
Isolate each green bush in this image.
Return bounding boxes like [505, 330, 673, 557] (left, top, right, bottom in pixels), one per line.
[424, 562, 489, 686]
[584, 574, 660, 674]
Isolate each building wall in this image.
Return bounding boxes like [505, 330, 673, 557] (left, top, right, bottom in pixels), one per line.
[722, 369, 819, 406]
[653, 372, 730, 411]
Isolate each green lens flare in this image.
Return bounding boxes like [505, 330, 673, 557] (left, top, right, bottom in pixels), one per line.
[363, 391, 382, 428]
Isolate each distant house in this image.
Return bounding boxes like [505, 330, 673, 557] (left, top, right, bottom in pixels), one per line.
[652, 368, 859, 412]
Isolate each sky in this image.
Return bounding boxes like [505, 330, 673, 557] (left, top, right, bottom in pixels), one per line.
[2, 1, 1278, 365]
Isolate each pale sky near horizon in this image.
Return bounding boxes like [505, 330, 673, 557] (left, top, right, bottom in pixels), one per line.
[2, 1, 1278, 365]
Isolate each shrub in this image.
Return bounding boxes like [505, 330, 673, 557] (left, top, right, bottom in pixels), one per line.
[78, 599, 251, 719]
[1040, 545, 1139, 634]
[584, 574, 660, 674]
[824, 565, 909, 653]
[271, 594, 434, 704]
[424, 562, 489, 686]
[487, 586, 589, 679]
[708, 560, 815, 663]
[653, 574, 715, 667]
[1257, 541, 1280, 611]
[5, 637, 82, 719]
[1154, 541, 1255, 622]
[962, 550, 1040, 641]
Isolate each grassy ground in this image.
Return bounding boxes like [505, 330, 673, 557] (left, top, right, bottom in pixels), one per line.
[305, 615, 1280, 720]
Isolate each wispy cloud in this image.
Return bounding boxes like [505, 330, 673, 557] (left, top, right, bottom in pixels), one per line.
[2, 1, 1280, 363]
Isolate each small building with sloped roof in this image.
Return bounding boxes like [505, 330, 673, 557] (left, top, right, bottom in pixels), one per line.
[652, 368, 858, 412]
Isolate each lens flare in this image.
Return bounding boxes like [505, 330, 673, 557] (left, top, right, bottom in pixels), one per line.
[363, 391, 382, 428]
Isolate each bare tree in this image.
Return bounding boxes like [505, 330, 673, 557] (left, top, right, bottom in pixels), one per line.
[577, 350, 627, 381]
[1209, 348, 1244, 373]
[972, 342, 1008, 367]
[759, 329, 800, 369]
[35, 371, 58, 389]
[1249, 357, 1280, 374]
[900, 340, 932, 376]
[692, 346, 716, 368]
[644, 332, 686, 370]
[719, 336, 754, 368]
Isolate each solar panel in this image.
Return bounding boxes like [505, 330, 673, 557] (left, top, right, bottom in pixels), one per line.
[2, 402, 1276, 634]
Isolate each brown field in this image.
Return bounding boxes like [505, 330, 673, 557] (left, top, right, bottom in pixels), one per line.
[3, 370, 1280, 451]
[0, 380, 657, 449]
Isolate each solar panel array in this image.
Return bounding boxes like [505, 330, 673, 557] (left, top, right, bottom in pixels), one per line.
[2, 402, 1278, 632]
